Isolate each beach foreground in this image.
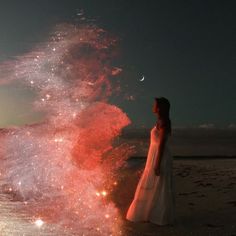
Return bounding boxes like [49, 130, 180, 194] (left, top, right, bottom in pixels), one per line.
[114, 157, 236, 236]
[0, 157, 235, 235]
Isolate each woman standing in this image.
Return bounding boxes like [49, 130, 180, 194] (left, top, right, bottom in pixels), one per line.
[126, 97, 175, 225]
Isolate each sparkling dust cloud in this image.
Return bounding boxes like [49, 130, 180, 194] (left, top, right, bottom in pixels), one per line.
[0, 23, 134, 235]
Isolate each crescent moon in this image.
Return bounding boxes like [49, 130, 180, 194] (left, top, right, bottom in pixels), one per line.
[140, 75, 145, 81]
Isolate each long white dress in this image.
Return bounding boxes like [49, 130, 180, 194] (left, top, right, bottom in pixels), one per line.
[126, 126, 175, 225]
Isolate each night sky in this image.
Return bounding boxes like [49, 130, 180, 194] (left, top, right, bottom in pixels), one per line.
[0, 0, 235, 128]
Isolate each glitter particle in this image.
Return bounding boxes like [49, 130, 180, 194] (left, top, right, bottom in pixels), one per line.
[34, 219, 44, 227]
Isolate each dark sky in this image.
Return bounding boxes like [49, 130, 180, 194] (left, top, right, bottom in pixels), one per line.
[0, 0, 235, 128]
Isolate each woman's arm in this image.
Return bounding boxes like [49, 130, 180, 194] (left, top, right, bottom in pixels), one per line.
[154, 127, 167, 176]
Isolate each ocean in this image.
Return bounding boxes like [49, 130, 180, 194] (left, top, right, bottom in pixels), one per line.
[120, 127, 236, 157]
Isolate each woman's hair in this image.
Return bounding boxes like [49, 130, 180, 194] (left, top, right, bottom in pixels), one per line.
[155, 97, 171, 134]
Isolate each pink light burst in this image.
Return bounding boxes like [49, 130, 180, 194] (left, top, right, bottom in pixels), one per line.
[0, 23, 134, 235]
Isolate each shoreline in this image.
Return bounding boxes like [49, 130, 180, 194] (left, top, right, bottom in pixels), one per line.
[128, 155, 236, 160]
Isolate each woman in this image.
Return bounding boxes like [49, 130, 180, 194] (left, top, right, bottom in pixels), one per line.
[126, 97, 175, 225]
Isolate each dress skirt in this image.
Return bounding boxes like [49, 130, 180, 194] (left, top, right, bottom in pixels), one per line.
[126, 127, 176, 225]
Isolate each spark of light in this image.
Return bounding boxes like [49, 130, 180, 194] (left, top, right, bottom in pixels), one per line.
[54, 138, 63, 142]
[95, 190, 107, 197]
[101, 191, 107, 197]
[34, 219, 44, 228]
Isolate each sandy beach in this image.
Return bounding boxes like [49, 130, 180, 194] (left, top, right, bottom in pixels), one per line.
[0, 156, 235, 235]
[113, 157, 236, 236]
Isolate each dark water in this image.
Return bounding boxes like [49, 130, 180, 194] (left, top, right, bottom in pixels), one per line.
[121, 128, 236, 156]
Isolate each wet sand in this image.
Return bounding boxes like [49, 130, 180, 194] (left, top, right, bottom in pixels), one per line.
[113, 157, 236, 236]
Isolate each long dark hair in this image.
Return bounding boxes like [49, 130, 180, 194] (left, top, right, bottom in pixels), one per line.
[155, 97, 171, 135]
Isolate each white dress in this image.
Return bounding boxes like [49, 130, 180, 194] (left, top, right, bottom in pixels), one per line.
[126, 126, 175, 225]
